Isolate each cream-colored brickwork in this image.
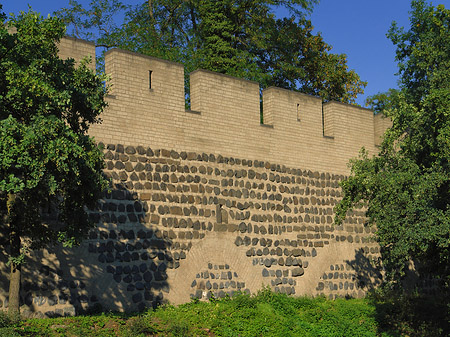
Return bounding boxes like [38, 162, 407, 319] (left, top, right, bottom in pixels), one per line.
[87, 44, 386, 175]
[57, 37, 96, 71]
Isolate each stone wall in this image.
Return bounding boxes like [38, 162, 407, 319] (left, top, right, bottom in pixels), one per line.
[0, 37, 389, 316]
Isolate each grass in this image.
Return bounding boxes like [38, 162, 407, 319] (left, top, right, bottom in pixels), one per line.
[1, 288, 448, 336]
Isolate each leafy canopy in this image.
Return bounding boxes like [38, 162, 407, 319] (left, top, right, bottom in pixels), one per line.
[56, 0, 366, 104]
[336, 0, 450, 288]
[0, 10, 108, 254]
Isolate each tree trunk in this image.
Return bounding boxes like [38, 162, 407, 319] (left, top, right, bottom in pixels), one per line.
[8, 239, 21, 317]
[7, 193, 21, 317]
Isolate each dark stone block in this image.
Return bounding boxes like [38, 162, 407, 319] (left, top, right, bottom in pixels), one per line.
[291, 267, 305, 277]
[143, 271, 153, 282]
[116, 144, 124, 153]
[285, 256, 293, 266]
[135, 162, 145, 172]
[125, 146, 136, 154]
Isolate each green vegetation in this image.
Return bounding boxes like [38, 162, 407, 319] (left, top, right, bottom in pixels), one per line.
[337, 0, 450, 294]
[0, 8, 108, 315]
[56, 0, 366, 105]
[0, 289, 447, 336]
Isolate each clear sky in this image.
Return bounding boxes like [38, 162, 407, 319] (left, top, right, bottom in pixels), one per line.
[3, 0, 449, 106]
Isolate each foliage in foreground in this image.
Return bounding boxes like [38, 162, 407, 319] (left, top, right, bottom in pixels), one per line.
[336, 0, 450, 290]
[0, 8, 108, 315]
[0, 289, 448, 337]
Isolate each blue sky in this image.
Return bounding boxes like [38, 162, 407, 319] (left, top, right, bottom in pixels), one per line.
[3, 0, 449, 105]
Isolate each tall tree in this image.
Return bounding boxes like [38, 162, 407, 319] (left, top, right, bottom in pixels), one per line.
[336, 0, 450, 291]
[56, 0, 366, 105]
[0, 10, 108, 315]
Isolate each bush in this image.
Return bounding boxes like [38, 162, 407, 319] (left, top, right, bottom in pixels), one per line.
[0, 327, 21, 337]
[125, 316, 158, 337]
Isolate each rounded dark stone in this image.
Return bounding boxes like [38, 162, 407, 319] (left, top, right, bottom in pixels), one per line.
[114, 242, 125, 253]
[291, 267, 305, 277]
[135, 146, 146, 155]
[135, 162, 145, 172]
[125, 146, 136, 155]
[143, 271, 153, 282]
[132, 293, 142, 303]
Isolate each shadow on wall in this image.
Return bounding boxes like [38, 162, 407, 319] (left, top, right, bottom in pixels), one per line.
[0, 182, 172, 317]
[345, 248, 383, 292]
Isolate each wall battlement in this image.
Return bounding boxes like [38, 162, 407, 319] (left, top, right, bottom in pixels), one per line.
[59, 37, 391, 174]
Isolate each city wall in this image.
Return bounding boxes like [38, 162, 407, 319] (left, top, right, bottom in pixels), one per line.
[0, 37, 392, 316]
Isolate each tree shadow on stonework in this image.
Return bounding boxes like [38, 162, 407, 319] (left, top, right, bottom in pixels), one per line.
[344, 248, 383, 293]
[347, 249, 449, 336]
[13, 182, 172, 316]
[370, 291, 450, 337]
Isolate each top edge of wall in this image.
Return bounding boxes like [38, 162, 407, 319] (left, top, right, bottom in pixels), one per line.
[190, 69, 260, 86]
[105, 47, 184, 68]
[62, 35, 96, 46]
[323, 100, 373, 113]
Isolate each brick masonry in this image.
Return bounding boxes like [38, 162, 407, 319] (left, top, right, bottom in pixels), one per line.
[0, 37, 391, 316]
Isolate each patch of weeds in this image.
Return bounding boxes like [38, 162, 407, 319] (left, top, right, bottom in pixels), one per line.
[168, 321, 189, 337]
[125, 316, 158, 337]
[0, 311, 20, 328]
[230, 292, 256, 309]
[0, 327, 21, 337]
